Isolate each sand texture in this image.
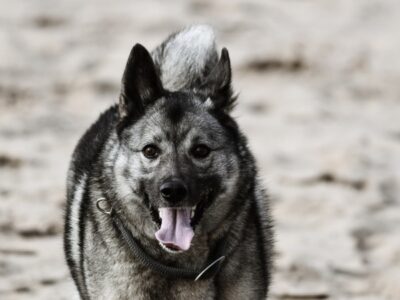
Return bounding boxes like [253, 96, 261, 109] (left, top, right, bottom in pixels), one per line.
[1, 0, 400, 299]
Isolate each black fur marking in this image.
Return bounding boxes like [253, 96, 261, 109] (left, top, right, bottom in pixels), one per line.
[251, 191, 268, 295]
[78, 184, 90, 299]
[71, 106, 118, 183]
[142, 191, 161, 227]
[164, 130, 172, 141]
[122, 167, 130, 179]
[190, 175, 221, 228]
[64, 201, 80, 294]
[163, 92, 194, 125]
[208, 109, 240, 144]
[165, 98, 185, 124]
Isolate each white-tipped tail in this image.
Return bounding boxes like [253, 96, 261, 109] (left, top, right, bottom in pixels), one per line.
[152, 25, 218, 91]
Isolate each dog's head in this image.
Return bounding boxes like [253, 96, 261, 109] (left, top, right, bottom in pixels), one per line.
[112, 44, 242, 253]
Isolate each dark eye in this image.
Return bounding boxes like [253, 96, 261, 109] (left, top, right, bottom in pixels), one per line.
[191, 144, 211, 159]
[142, 145, 160, 159]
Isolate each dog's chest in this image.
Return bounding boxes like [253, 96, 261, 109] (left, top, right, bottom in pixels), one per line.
[87, 261, 216, 299]
[84, 229, 216, 299]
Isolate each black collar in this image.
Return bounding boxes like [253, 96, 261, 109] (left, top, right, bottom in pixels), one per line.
[96, 198, 226, 281]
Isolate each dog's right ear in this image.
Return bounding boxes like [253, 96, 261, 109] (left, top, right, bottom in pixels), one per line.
[119, 44, 163, 119]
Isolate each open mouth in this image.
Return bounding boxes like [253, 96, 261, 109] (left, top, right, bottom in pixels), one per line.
[150, 202, 207, 253]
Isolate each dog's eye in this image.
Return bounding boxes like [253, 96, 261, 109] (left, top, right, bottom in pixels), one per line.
[191, 144, 211, 159]
[142, 145, 160, 159]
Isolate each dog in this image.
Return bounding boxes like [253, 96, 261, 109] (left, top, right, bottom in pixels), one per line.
[64, 25, 273, 299]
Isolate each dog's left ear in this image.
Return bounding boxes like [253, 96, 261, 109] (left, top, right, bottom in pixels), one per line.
[201, 48, 235, 111]
[119, 44, 163, 119]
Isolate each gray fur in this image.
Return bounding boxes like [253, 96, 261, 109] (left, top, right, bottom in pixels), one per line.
[64, 25, 273, 300]
[152, 25, 219, 91]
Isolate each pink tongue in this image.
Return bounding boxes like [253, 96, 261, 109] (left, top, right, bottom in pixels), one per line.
[155, 208, 194, 251]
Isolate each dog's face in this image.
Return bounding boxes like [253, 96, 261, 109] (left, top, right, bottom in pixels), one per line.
[112, 44, 240, 252]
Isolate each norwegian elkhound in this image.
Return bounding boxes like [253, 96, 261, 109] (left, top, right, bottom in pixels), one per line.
[64, 25, 273, 299]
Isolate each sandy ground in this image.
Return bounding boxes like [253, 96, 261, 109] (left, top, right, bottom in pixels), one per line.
[1, 0, 400, 299]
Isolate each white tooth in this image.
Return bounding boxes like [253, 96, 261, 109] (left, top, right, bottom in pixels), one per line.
[191, 210, 195, 218]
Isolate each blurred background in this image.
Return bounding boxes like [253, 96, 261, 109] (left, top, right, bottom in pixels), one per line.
[1, 0, 400, 299]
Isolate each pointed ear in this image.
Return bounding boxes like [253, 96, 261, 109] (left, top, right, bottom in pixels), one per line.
[119, 44, 163, 118]
[201, 48, 235, 111]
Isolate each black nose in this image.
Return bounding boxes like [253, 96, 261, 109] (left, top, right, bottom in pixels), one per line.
[160, 179, 188, 203]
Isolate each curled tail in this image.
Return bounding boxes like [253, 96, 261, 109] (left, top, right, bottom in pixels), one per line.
[152, 25, 219, 91]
